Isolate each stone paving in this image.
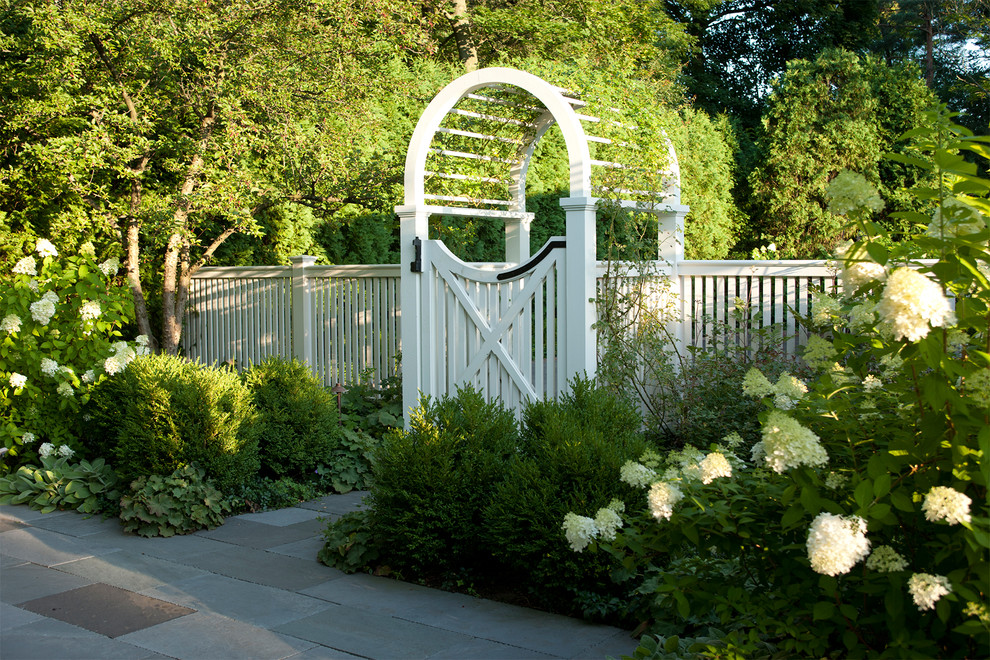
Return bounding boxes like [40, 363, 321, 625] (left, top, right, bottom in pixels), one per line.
[0, 492, 638, 660]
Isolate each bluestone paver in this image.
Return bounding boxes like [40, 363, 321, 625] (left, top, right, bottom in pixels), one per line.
[195, 517, 319, 549]
[55, 549, 210, 592]
[0, 526, 104, 567]
[268, 535, 326, 560]
[235, 506, 325, 527]
[28, 510, 124, 538]
[0, 602, 44, 631]
[1, 616, 169, 660]
[274, 603, 486, 660]
[119, 611, 318, 660]
[140, 573, 333, 628]
[180, 545, 346, 591]
[0, 561, 95, 604]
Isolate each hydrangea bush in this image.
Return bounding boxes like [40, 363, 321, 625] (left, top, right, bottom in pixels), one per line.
[1, 240, 144, 465]
[565, 109, 989, 657]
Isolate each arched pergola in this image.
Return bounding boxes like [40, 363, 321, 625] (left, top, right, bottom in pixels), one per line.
[396, 67, 687, 420]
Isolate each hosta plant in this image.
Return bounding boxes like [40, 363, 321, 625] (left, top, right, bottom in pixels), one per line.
[0, 454, 119, 514]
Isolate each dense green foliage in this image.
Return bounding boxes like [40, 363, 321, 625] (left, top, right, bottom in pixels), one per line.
[87, 354, 260, 491]
[242, 356, 340, 479]
[119, 464, 230, 537]
[484, 379, 651, 614]
[368, 386, 520, 577]
[747, 49, 937, 257]
[323, 380, 652, 618]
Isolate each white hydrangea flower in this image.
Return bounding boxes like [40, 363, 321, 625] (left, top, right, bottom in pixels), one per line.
[21, 431, 36, 444]
[42, 290, 58, 304]
[776, 373, 808, 399]
[926, 199, 985, 239]
[824, 472, 848, 490]
[82, 369, 96, 384]
[699, 452, 732, 485]
[619, 461, 656, 489]
[28, 278, 39, 292]
[38, 442, 54, 458]
[605, 498, 625, 514]
[99, 257, 120, 277]
[802, 334, 835, 371]
[826, 171, 884, 216]
[12, 256, 37, 276]
[908, 573, 952, 611]
[811, 291, 842, 327]
[842, 260, 887, 293]
[593, 507, 623, 542]
[862, 375, 882, 392]
[721, 432, 743, 449]
[806, 512, 870, 576]
[647, 482, 683, 521]
[836, 243, 887, 293]
[761, 410, 828, 473]
[79, 301, 101, 321]
[742, 367, 774, 398]
[9, 372, 27, 389]
[29, 298, 56, 325]
[57, 444, 74, 458]
[922, 486, 972, 526]
[562, 513, 598, 552]
[104, 354, 124, 376]
[40, 358, 60, 376]
[136, 334, 150, 346]
[750, 441, 766, 466]
[57, 382, 74, 398]
[877, 268, 956, 342]
[1, 314, 22, 334]
[866, 545, 909, 572]
[36, 239, 58, 258]
[848, 301, 877, 332]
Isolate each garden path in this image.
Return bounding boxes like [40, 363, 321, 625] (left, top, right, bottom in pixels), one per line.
[0, 491, 636, 659]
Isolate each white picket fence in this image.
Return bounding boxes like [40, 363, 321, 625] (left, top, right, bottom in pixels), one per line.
[180, 256, 838, 387]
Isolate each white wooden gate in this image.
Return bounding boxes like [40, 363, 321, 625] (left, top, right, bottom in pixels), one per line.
[419, 237, 568, 412]
[397, 67, 687, 421]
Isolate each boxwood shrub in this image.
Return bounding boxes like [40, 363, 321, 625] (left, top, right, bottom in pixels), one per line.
[242, 356, 341, 479]
[368, 385, 520, 578]
[87, 354, 260, 492]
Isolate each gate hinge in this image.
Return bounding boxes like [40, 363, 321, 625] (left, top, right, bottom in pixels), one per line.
[410, 237, 423, 273]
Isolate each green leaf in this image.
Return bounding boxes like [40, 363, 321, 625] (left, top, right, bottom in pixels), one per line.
[813, 601, 835, 620]
[872, 474, 891, 498]
[854, 479, 873, 509]
[890, 489, 914, 513]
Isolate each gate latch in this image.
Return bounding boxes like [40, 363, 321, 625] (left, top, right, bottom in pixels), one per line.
[410, 237, 423, 273]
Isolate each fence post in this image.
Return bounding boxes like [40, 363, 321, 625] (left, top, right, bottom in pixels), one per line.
[290, 255, 318, 369]
[658, 204, 689, 351]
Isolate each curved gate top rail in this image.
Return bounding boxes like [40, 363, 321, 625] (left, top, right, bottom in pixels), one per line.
[396, 67, 689, 421]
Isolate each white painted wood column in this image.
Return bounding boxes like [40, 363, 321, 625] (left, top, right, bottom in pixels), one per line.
[657, 204, 689, 355]
[559, 197, 598, 388]
[396, 204, 430, 425]
[290, 255, 317, 369]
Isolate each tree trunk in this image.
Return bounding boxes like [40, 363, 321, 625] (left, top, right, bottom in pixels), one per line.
[161, 109, 215, 355]
[446, 0, 479, 72]
[125, 158, 158, 351]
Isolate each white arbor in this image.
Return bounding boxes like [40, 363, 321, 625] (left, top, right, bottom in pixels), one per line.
[397, 67, 687, 421]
